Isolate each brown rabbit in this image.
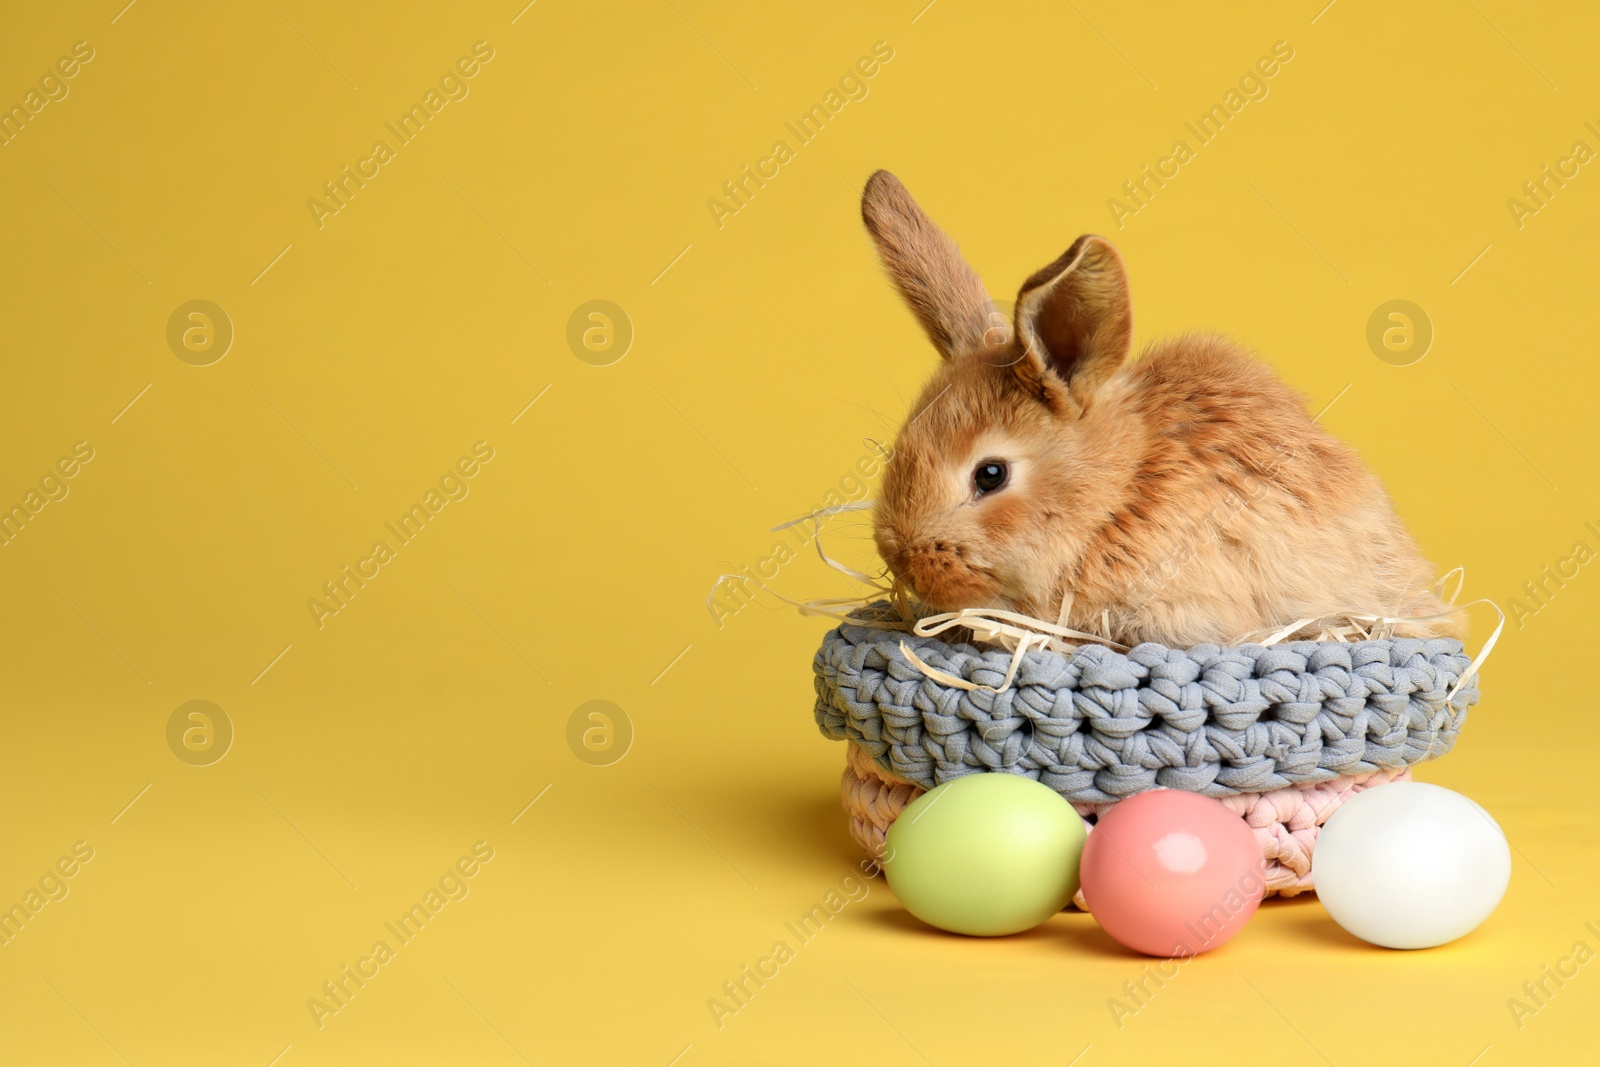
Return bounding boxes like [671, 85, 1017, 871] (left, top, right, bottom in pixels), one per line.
[860, 170, 1461, 647]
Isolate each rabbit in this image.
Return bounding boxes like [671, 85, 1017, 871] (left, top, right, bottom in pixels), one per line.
[859, 170, 1463, 648]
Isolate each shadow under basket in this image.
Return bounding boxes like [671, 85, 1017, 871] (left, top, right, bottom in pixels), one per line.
[813, 603, 1481, 906]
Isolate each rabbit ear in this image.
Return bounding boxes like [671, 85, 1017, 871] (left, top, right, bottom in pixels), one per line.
[1014, 235, 1133, 407]
[861, 171, 1001, 359]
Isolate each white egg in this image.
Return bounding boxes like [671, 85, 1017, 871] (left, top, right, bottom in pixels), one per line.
[1311, 781, 1511, 949]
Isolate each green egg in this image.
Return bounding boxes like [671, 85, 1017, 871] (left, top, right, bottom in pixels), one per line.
[884, 772, 1086, 936]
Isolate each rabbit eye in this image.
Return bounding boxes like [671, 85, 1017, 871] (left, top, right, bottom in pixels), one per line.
[973, 460, 1008, 496]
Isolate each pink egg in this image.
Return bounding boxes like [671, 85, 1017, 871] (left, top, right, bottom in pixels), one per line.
[1080, 789, 1265, 957]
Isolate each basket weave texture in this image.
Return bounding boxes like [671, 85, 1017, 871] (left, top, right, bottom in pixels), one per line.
[814, 605, 1478, 803]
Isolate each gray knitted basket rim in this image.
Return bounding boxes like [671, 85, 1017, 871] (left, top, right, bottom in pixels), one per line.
[813, 601, 1480, 804]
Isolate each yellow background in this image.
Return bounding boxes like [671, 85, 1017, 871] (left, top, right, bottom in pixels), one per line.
[1, 1, 1596, 1064]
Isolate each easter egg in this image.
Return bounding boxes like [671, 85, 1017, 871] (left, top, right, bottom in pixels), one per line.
[1311, 781, 1510, 949]
[1079, 789, 1265, 957]
[883, 772, 1086, 936]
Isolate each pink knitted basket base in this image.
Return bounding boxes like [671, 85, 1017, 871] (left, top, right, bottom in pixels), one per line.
[839, 741, 1412, 909]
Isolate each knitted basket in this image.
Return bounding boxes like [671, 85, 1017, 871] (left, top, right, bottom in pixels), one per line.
[814, 603, 1481, 902]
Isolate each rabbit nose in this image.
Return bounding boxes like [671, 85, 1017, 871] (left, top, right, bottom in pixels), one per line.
[896, 539, 997, 611]
[911, 539, 962, 561]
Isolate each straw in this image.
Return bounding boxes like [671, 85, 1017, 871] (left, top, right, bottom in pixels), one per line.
[742, 502, 1501, 698]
